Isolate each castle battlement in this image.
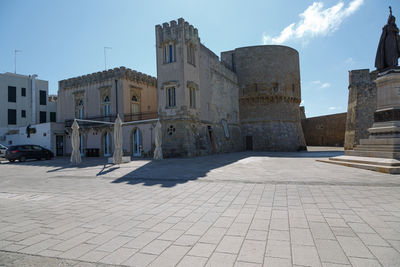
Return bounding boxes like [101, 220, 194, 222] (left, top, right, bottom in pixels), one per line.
[155, 18, 199, 46]
[59, 66, 157, 89]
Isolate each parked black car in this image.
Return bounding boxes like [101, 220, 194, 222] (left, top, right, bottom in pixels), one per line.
[5, 145, 54, 162]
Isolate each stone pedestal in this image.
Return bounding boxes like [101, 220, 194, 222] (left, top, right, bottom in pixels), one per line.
[320, 71, 400, 173]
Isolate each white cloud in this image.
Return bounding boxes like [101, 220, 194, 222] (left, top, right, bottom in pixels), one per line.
[311, 80, 330, 89]
[263, 0, 364, 44]
[345, 57, 355, 65]
[320, 82, 331, 88]
[300, 100, 305, 105]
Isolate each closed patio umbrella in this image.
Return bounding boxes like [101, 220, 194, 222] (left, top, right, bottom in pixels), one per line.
[153, 120, 163, 160]
[70, 120, 81, 165]
[113, 114, 123, 164]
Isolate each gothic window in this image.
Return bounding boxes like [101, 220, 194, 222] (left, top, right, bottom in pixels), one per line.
[189, 87, 196, 108]
[131, 93, 140, 114]
[103, 95, 111, 116]
[187, 44, 195, 65]
[167, 87, 176, 108]
[163, 42, 176, 63]
[75, 98, 84, 119]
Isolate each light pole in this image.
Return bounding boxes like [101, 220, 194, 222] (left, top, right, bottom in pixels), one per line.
[104, 47, 112, 70]
[14, 50, 21, 74]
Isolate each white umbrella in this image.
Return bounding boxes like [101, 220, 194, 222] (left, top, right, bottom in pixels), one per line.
[70, 120, 81, 165]
[113, 114, 123, 164]
[153, 120, 163, 160]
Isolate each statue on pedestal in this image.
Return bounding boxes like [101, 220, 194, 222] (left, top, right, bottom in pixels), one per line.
[375, 7, 400, 72]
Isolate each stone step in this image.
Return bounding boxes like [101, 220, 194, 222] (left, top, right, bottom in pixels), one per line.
[353, 145, 400, 152]
[345, 149, 400, 159]
[328, 155, 400, 166]
[360, 138, 400, 145]
[317, 158, 400, 174]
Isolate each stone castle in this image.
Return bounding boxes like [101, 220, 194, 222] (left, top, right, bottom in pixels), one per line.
[156, 18, 306, 157]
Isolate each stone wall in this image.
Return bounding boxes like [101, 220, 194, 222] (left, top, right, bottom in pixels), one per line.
[222, 45, 306, 151]
[344, 69, 377, 150]
[302, 112, 347, 146]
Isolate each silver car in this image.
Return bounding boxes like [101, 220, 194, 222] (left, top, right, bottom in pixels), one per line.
[0, 144, 7, 158]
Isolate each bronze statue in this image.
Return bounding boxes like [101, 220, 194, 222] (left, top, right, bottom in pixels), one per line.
[375, 7, 400, 71]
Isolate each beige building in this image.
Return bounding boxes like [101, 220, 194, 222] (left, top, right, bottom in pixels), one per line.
[0, 72, 57, 142]
[57, 67, 157, 157]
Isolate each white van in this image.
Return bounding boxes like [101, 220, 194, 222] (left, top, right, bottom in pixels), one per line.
[0, 144, 7, 158]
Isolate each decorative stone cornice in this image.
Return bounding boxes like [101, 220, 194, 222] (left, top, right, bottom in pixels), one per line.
[187, 81, 199, 90]
[59, 66, 157, 90]
[161, 80, 180, 90]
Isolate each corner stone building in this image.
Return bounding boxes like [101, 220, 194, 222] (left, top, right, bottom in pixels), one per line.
[156, 18, 306, 157]
[344, 69, 377, 150]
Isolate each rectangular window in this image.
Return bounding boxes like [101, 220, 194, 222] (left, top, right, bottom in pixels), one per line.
[167, 87, 176, 108]
[8, 86, 16, 102]
[8, 109, 16, 125]
[21, 87, 26, 97]
[163, 45, 167, 63]
[50, 112, 56, 122]
[169, 44, 173, 63]
[40, 111, 46, 123]
[187, 45, 195, 65]
[189, 87, 196, 108]
[21, 110, 26, 118]
[40, 90, 47, 105]
[163, 43, 175, 63]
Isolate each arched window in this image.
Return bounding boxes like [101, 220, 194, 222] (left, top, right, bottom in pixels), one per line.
[75, 98, 84, 119]
[102, 95, 111, 116]
[163, 42, 176, 63]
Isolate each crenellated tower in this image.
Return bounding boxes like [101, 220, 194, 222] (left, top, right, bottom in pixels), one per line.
[155, 18, 203, 157]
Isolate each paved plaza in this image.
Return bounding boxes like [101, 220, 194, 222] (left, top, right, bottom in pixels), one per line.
[1, 148, 400, 266]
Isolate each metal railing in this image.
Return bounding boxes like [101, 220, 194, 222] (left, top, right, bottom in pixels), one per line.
[65, 112, 158, 128]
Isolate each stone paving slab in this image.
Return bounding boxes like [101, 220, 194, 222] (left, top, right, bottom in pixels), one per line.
[0, 148, 400, 266]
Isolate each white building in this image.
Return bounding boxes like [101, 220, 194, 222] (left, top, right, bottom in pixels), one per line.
[4, 123, 65, 155]
[0, 72, 57, 145]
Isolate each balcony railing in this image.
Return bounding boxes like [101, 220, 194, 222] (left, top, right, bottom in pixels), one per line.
[65, 112, 158, 128]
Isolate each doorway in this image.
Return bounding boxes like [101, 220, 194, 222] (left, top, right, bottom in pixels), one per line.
[56, 135, 63, 156]
[133, 129, 142, 157]
[80, 134, 85, 156]
[246, 136, 253, 150]
[104, 132, 111, 157]
[208, 126, 216, 153]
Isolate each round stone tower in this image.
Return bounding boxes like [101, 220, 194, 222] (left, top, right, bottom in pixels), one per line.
[223, 45, 306, 151]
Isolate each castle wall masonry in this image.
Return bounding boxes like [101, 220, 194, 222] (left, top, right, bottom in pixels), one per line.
[155, 18, 306, 156]
[344, 69, 377, 150]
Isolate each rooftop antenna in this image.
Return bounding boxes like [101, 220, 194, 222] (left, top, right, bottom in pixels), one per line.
[104, 47, 112, 70]
[14, 50, 22, 74]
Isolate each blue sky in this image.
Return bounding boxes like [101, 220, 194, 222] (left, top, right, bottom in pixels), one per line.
[0, 0, 398, 117]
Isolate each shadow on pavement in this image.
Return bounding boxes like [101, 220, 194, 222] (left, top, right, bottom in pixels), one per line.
[111, 149, 344, 188]
[1, 156, 116, 174]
